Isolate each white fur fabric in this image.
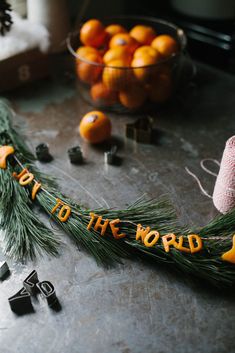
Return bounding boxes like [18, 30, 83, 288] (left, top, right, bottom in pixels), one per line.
[0, 12, 50, 60]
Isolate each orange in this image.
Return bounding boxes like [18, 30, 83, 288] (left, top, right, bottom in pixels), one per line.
[151, 35, 179, 58]
[90, 82, 118, 106]
[76, 52, 103, 84]
[119, 85, 147, 109]
[80, 19, 106, 48]
[130, 25, 156, 45]
[133, 45, 161, 60]
[105, 24, 127, 37]
[148, 74, 172, 103]
[109, 33, 139, 54]
[76, 46, 100, 60]
[131, 54, 161, 82]
[98, 33, 110, 56]
[103, 47, 132, 65]
[79, 111, 111, 144]
[102, 59, 133, 90]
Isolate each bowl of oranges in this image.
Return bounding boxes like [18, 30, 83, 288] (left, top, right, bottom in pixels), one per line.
[67, 16, 189, 112]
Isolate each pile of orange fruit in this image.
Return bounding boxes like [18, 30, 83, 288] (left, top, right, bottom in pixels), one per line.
[75, 19, 179, 110]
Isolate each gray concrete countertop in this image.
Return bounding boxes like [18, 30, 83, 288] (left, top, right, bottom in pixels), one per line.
[0, 62, 235, 353]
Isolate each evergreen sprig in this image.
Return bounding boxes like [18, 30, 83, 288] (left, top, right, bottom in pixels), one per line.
[0, 168, 60, 259]
[0, 100, 60, 260]
[1, 99, 235, 287]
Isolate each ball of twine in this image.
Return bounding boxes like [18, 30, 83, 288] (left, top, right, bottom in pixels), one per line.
[213, 136, 235, 214]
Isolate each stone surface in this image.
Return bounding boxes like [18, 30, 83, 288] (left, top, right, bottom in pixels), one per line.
[0, 63, 235, 353]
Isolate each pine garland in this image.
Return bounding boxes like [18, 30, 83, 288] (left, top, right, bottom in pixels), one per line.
[1, 99, 235, 288]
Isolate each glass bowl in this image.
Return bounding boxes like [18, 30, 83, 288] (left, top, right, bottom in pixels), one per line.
[67, 16, 191, 113]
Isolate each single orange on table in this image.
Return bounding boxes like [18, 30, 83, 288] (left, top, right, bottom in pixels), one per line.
[90, 82, 118, 106]
[79, 111, 112, 144]
[147, 73, 172, 103]
[151, 35, 179, 58]
[103, 46, 132, 65]
[76, 52, 103, 84]
[130, 25, 156, 45]
[80, 19, 107, 48]
[119, 84, 147, 109]
[105, 24, 127, 37]
[102, 59, 134, 90]
[109, 33, 139, 54]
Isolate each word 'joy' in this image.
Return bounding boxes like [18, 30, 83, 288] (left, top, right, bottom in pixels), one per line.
[13, 168, 41, 200]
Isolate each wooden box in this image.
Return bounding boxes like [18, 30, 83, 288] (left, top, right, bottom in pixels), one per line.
[0, 48, 50, 92]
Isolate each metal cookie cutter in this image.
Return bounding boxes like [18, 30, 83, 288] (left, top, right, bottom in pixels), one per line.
[37, 281, 58, 307]
[104, 145, 119, 165]
[8, 287, 34, 314]
[23, 270, 39, 296]
[126, 116, 155, 144]
[68, 145, 83, 164]
[0, 261, 10, 280]
[35, 143, 53, 162]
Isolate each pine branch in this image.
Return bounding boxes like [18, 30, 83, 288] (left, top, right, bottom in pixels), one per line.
[0, 99, 60, 260]
[37, 191, 130, 266]
[0, 167, 60, 260]
[1, 98, 235, 288]
[37, 187, 235, 287]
